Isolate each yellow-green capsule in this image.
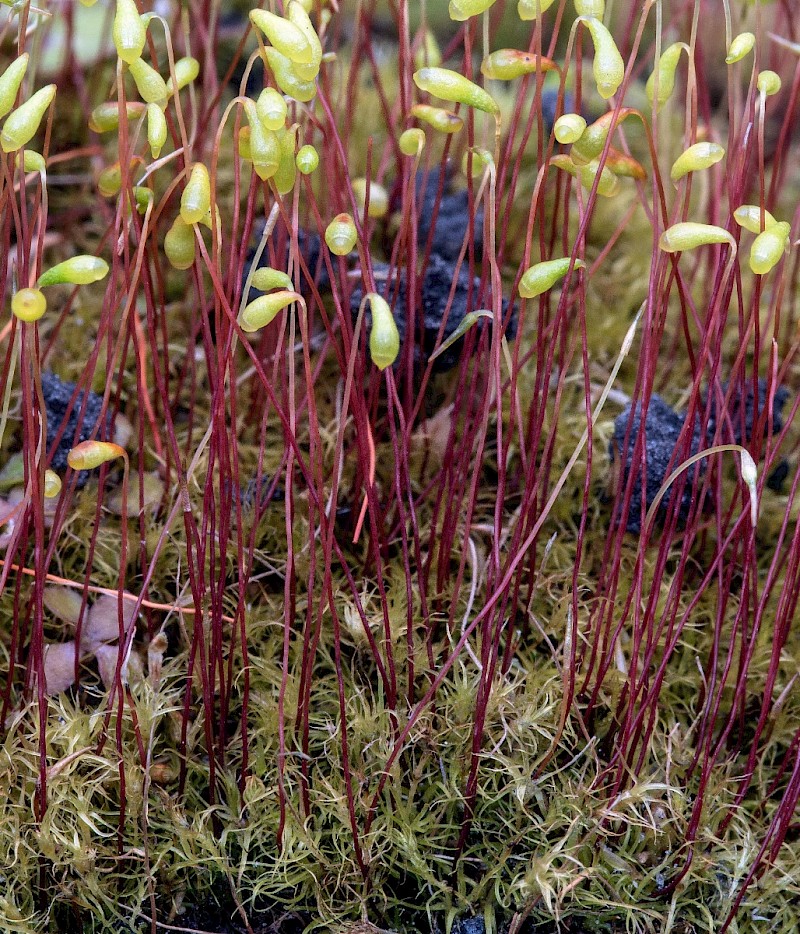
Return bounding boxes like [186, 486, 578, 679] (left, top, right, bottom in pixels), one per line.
[251, 267, 293, 291]
[726, 32, 755, 65]
[670, 141, 725, 182]
[659, 222, 735, 253]
[11, 288, 47, 322]
[296, 143, 319, 173]
[239, 290, 301, 333]
[99, 161, 124, 197]
[554, 113, 586, 144]
[19, 150, 46, 173]
[399, 127, 425, 155]
[250, 9, 314, 65]
[551, 154, 618, 197]
[257, 87, 288, 131]
[414, 29, 442, 70]
[245, 101, 281, 180]
[413, 67, 500, 116]
[645, 42, 685, 111]
[264, 47, 317, 103]
[180, 163, 211, 225]
[481, 49, 557, 80]
[733, 204, 778, 234]
[1, 84, 56, 153]
[582, 17, 624, 100]
[113, 0, 146, 65]
[757, 70, 781, 96]
[273, 125, 297, 195]
[448, 0, 497, 21]
[519, 258, 586, 298]
[128, 57, 168, 106]
[67, 440, 125, 471]
[325, 213, 357, 256]
[574, 0, 604, 13]
[164, 216, 196, 269]
[569, 108, 637, 164]
[133, 186, 153, 213]
[517, 0, 557, 20]
[367, 293, 400, 370]
[287, 1, 323, 80]
[43, 470, 62, 498]
[750, 222, 790, 275]
[146, 102, 167, 158]
[604, 149, 647, 180]
[461, 147, 493, 178]
[238, 126, 252, 161]
[89, 100, 146, 133]
[0, 54, 29, 121]
[352, 177, 389, 218]
[37, 256, 109, 287]
[166, 56, 200, 96]
[410, 104, 463, 133]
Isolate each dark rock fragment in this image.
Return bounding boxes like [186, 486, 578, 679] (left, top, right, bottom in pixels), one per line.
[703, 378, 790, 446]
[414, 166, 485, 263]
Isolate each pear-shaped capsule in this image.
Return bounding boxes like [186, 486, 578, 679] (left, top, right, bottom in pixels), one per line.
[129, 57, 168, 106]
[550, 155, 618, 197]
[448, 0, 497, 21]
[146, 102, 167, 158]
[352, 178, 389, 218]
[239, 290, 301, 333]
[19, 150, 46, 173]
[250, 9, 314, 65]
[480, 49, 557, 80]
[251, 267, 293, 291]
[645, 42, 685, 111]
[749, 222, 791, 275]
[519, 258, 586, 299]
[554, 113, 586, 144]
[166, 57, 200, 96]
[273, 125, 298, 195]
[325, 213, 357, 256]
[11, 288, 47, 322]
[413, 67, 500, 116]
[757, 70, 781, 96]
[113, 0, 146, 65]
[295, 143, 319, 174]
[0, 54, 29, 121]
[367, 293, 400, 370]
[1, 84, 56, 153]
[582, 18, 624, 100]
[245, 101, 281, 180]
[733, 204, 778, 234]
[517, 0, 557, 19]
[670, 142, 725, 182]
[659, 222, 735, 253]
[43, 470, 62, 498]
[263, 47, 317, 103]
[37, 255, 109, 287]
[410, 104, 463, 133]
[399, 128, 425, 156]
[287, 1, 323, 80]
[67, 440, 125, 471]
[89, 101, 146, 133]
[180, 163, 211, 225]
[257, 87, 288, 131]
[726, 32, 755, 65]
[164, 216, 196, 269]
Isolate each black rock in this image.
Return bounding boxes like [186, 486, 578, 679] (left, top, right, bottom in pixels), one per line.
[350, 252, 516, 372]
[41, 372, 114, 483]
[414, 166, 484, 263]
[243, 224, 329, 305]
[703, 378, 790, 446]
[611, 394, 704, 533]
[453, 919, 485, 934]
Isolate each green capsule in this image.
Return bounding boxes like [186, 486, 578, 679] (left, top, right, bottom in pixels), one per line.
[88, 100, 146, 133]
[0, 54, 29, 121]
[250, 9, 314, 65]
[43, 470, 62, 498]
[413, 67, 500, 116]
[166, 56, 200, 96]
[287, 1, 323, 80]
[251, 267, 293, 291]
[113, 0, 146, 65]
[11, 288, 47, 322]
[518, 257, 586, 299]
[517, 0, 557, 20]
[325, 213, 357, 256]
[399, 128, 425, 155]
[295, 143, 319, 174]
[574, 0, 603, 13]
[554, 113, 586, 144]
[551, 154, 618, 197]
[733, 204, 777, 234]
[37, 255, 109, 287]
[1, 84, 56, 153]
[726, 32, 755, 65]
[264, 47, 317, 103]
[352, 177, 389, 218]
[659, 222, 735, 253]
[582, 17, 624, 100]
[129, 57, 168, 105]
[272, 125, 297, 195]
[256, 87, 288, 131]
[481, 49, 557, 81]
[750, 222, 790, 275]
[238, 126, 252, 161]
[367, 293, 400, 370]
[19, 149, 46, 173]
[146, 102, 167, 158]
[461, 147, 493, 178]
[245, 102, 281, 180]
[67, 440, 125, 470]
[670, 141, 725, 181]
[448, 0, 497, 21]
[180, 163, 211, 225]
[239, 290, 301, 333]
[569, 108, 637, 164]
[757, 70, 781, 96]
[646, 42, 685, 111]
[410, 103, 463, 133]
[98, 157, 142, 198]
[164, 216, 196, 269]
[133, 186, 153, 213]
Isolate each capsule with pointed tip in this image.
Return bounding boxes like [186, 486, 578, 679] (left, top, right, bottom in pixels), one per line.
[582, 18, 624, 100]
[352, 178, 389, 218]
[250, 9, 314, 65]
[658, 222, 735, 253]
[273, 125, 298, 195]
[645, 42, 685, 111]
[519, 258, 586, 299]
[239, 290, 301, 333]
[166, 56, 200, 96]
[325, 213, 357, 256]
[89, 101, 146, 133]
[1, 84, 56, 153]
[257, 87, 288, 131]
[264, 47, 317, 103]
[287, 1, 322, 80]
[165, 216, 196, 269]
[146, 102, 167, 158]
[480, 49, 557, 80]
[726, 32, 755, 65]
[670, 142, 725, 182]
[733, 204, 778, 234]
[413, 67, 500, 116]
[296, 144, 319, 174]
[749, 222, 790, 275]
[367, 294, 400, 370]
[399, 128, 425, 156]
[19, 150, 46, 173]
[448, 0, 497, 21]
[251, 267, 293, 291]
[244, 101, 281, 180]
[410, 104, 463, 133]
[113, 0, 146, 65]
[0, 54, 29, 121]
[517, 0, 557, 19]
[67, 440, 125, 471]
[129, 57, 168, 106]
[37, 256, 109, 287]
[180, 163, 211, 225]
[11, 288, 47, 322]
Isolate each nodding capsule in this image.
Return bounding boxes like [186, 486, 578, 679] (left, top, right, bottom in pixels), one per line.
[366, 293, 400, 371]
[113, 0, 146, 65]
[413, 67, 500, 116]
[519, 258, 586, 299]
[239, 290, 301, 333]
[11, 288, 47, 322]
[180, 163, 211, 225]
[1, 84, 56, 153]
[37, 256, 109, 287]
[325, 213, 358, 256]
[249, 9, 314, 65]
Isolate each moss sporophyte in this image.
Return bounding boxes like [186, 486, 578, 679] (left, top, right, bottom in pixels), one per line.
[0, 1, 799, 932]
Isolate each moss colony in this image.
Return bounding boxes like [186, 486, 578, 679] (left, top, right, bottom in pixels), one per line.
[1, 0, 799, 932]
